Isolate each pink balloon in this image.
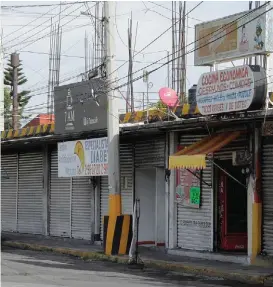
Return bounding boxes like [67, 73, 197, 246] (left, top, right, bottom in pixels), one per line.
[159, 87, 178, 107]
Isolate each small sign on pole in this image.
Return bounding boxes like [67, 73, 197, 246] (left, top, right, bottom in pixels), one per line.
[143, 70, 148, 83]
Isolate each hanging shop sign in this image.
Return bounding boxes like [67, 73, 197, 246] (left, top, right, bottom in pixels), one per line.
[196, 65, 266, 116]
[54, 79, 107, 134]
[176, 168, 201, 209]
[58, 137, 108, 177]
[194, 4, 273, 66]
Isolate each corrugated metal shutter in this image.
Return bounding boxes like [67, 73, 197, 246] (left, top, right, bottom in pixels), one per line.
[177, 134, 213, 251]
[100, 176, 108, 240]
[134, 135, 165, 168]
[262, 138, 273, 256]
[72, 178, 93, 240]
[1, 153, 18, 232]
[120, 142, 133, 214]
[213, 132, 249, 160]
[50, 149, 71, 237]
[17, 152, 44, 234]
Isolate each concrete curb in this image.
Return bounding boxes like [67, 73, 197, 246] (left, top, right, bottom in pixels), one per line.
[2, 241, 271, 286]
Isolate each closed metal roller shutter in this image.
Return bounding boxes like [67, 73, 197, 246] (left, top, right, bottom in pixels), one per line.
[72, 178, 93, 240]
[1, 153, 18, 232]
[120, 142, 133, 214]
[177, 134, 213, 251]
[100, 176, 109, 240]
[134, 135, 165, 168]
[262, 138, 273, 256]
[17, 152, 44, 234]
[213, 132, 249, 160]
[50, 149, 71, 237]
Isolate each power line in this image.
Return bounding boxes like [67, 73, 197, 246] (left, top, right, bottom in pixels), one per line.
[2, 5, 59, 40]
[3, 22, 91, 58]
[4, 2, 270, 117]
[11, 2, 269, 105]
[109, 1, 203, 79]
[112, 4, 272, 94]
[3, 3, 74, 46]
[104, 2, 270, 92]
[8, 2, 266, 112]
[12, 67, 272, 120]
[3, 3, 86, 51]
[24, 39, 84, 91]
[1, 2, 95, 9]
[148, 1, 203, 22]
[0, 5, 160, 20]
[19, 50, 178, 65]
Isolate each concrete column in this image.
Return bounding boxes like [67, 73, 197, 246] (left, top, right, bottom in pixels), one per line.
[165, 132, 169, 248]
[248, 127, 262, 264]
[168, 131, 178, 249]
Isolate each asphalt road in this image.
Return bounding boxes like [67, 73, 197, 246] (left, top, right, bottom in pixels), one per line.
[1, 246, 262, 287]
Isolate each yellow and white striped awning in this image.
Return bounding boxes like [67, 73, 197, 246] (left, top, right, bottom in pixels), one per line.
[169, 131, 241, 169]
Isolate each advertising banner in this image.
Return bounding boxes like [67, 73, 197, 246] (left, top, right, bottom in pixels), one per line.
[194, 4, 273, 66]
[54, 79, 107, 134]
[196, 65, 266, 116]
[58, 137, 108, 177]
[176, 168, 201, 209]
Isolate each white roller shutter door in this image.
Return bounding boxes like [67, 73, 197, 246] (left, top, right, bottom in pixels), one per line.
[134, 136, 165, 168]
[120, 142, 133, 214]
[17, 152, 44, 234]
[1, 153, 18, 232]
[50, 149, 71, 237]
[262, 139, 273, 256]
[71, 178, 93, 240]
[177, 134, 213, 251]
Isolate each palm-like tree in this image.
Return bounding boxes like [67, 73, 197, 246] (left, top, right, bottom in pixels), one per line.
[4, 57, 31, 129]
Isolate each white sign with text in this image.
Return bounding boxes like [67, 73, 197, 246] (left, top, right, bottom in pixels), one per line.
[58, 137, 108, 177]
[196, 65, 255, 115]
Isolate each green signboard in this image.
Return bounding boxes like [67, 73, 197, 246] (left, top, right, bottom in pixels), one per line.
[189, 186, 201, 206]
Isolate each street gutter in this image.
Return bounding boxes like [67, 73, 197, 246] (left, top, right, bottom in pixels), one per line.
[2, 240, 273, 286]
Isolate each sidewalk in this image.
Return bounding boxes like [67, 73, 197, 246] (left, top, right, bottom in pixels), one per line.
[2, 232, 273, 286]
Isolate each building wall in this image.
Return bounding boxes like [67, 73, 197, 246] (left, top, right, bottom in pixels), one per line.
[24, 114, 55, 127]
[1, 133, 167, 247]
[170, 128, 251, 252]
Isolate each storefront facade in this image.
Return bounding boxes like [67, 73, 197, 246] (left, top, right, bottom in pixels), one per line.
[2, 113, 272, 263]
[1, 129, 168, 248]
[167, 121, 262, 263]
[133, 134, 166, 246]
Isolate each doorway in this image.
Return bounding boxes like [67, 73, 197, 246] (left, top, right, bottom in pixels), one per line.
[135, 168, 156, 245]
[217, 160, 247, 252]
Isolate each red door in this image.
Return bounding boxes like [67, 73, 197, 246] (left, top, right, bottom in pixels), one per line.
[218, 170, 247, 251]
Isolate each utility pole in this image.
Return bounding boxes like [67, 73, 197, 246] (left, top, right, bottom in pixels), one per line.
[84, 31, 88, 80]
[167, 51, 170, 87]
[0, 29, 4, 131]
[104, 2, 121, 231]
[11, 53, 20, 130]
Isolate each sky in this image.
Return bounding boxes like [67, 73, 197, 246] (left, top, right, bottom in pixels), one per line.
[1, 1, 252, 124]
